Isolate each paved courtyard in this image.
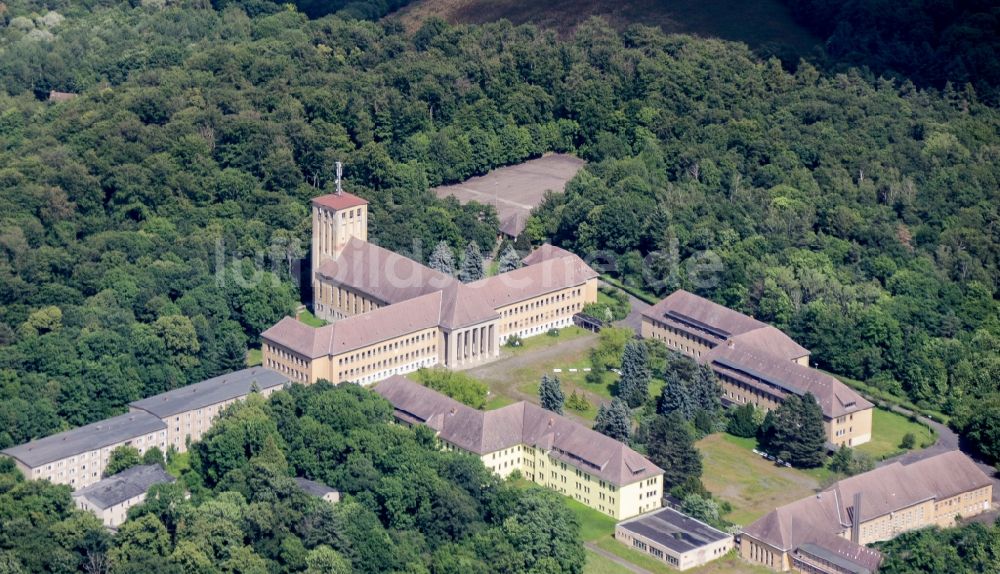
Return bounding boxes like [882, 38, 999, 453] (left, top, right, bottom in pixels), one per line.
[432, 153, 585, 227]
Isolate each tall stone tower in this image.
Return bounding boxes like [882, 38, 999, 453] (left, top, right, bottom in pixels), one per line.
[310, 164, 368, 295]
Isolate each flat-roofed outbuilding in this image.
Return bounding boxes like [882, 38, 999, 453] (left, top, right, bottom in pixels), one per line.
[615, 507, 734, 570]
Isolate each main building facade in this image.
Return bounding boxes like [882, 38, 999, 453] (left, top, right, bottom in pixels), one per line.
[642, 291, 873, 448]
[262, 190, 599, 384]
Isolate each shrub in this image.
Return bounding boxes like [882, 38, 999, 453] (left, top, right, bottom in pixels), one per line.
[899, 432, 916, 449]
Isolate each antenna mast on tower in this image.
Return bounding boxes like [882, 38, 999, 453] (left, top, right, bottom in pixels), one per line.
[335, 161, 343, 195]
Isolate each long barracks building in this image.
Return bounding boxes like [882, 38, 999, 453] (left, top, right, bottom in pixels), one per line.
[1, 368, 287, 489]
[261, 189, 599, 384]
[374, 375, 664, 520]
[642, 290, 873, 448]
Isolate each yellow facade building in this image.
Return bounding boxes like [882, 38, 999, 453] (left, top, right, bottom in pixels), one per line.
[263, 189, 599, 386]
[374, 375, 663, 520]
[642, 290, 873, 448]
[741, 450, 993, 573]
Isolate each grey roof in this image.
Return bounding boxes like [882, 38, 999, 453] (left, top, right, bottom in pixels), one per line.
[130, 368, 288, 419]
[2, 412, 166, 469]
[617, 507, 730, 554]
[294, 477, 338, 498]
[72, 464, 174, 510]
[796, 538, 882, 574]
[374, 376, 662, 486]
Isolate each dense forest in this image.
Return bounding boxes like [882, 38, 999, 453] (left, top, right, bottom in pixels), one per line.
[0, 382, 586, 573]
[783, 0, 1000, 106]
[0, 1, 997, 464]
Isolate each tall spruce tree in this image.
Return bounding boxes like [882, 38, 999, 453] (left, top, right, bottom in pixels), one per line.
[428, 241, 455, 275]
[658, 378, 692, 420]
[618, 340, 650, 408]
[458, 241, 485, 283]
[641, 413, 703, 491]
[761, 393, 827, 468]
[539, 374, 564, 414]
[690, 366, 721, 413]
[792, 393, 828, 468]
[594, 398, 631, 442]
[497, 243, 522, 274]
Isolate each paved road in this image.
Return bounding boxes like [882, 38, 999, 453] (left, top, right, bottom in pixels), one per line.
[584, 543, 654, 574]
[603, 281, 650, 334]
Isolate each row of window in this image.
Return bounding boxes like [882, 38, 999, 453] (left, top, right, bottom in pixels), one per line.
[338, 332, 436, 365]
[500, 289, 582, 318]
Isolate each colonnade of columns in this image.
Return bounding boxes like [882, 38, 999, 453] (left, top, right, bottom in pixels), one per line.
[446, 323, 498, 366]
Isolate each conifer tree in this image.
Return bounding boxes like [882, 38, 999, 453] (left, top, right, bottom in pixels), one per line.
[497, 243, 522, 274]
[726, 403, 758, 438]
[792, 393, 828, 468]
[658, 378, 692, 420]
[594, 398, 631, 442]
[690, 366, 721, 413]
[429, 241, 455, 275]
[642, 412, 703, 490]
[617, 340, 650, 408]
[458, 241, 485, 283]
[539, 374, 564, 414]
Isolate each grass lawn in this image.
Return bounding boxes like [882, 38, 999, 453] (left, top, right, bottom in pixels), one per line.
[583, 550, 631, 574]
[697, 433, 824, 526]
[565, 496, 619, 542]
[505, 326, 592, 354]
[297, 309, 327, 327]
[856, 408, 936, 461]
[246, 348, 262, 367]
[484, 394, 517, 410]
[826, 370, 950, 425]
[166, 452, 190, 478]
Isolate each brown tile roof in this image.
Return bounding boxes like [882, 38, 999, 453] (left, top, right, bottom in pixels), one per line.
[830, 450, 991, 523]
[315, 237, 456, 305]
[701, 345, 872, 419]
[262, 291, 443, 359]
[373, 376, 662, 486]
[641, 290, 809, 361]
[499, 212, 527, 238]
[744, 450, 989, 560]
[468, 246, 598, 309]
[796, 534, 883, 574]
[312, 192, 368, 211]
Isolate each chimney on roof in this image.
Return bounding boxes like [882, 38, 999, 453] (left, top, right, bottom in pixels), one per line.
[727, 339, 735, 349]
[851, 492, 862, 543]
[449, 407, 457, 415]
[335, 161, 343, 195]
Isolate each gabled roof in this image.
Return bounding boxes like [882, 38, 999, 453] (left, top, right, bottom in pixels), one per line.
[468, 246, 598, 310]
[373, 376, 662, 486]
[262, 291, 444, 359]
[830, 450, 991, 523]
[2, 412, 166, 469]
[744, 450, 989, 569]
[641, 290, 809, 361]
[72, 464, 174, 510]
[701, 345, 872, 419]
[315, 237, 455, 305]
[130, 368, 287, 418]
[312, 191, 368, 211]
[499, 212, 527, 238]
